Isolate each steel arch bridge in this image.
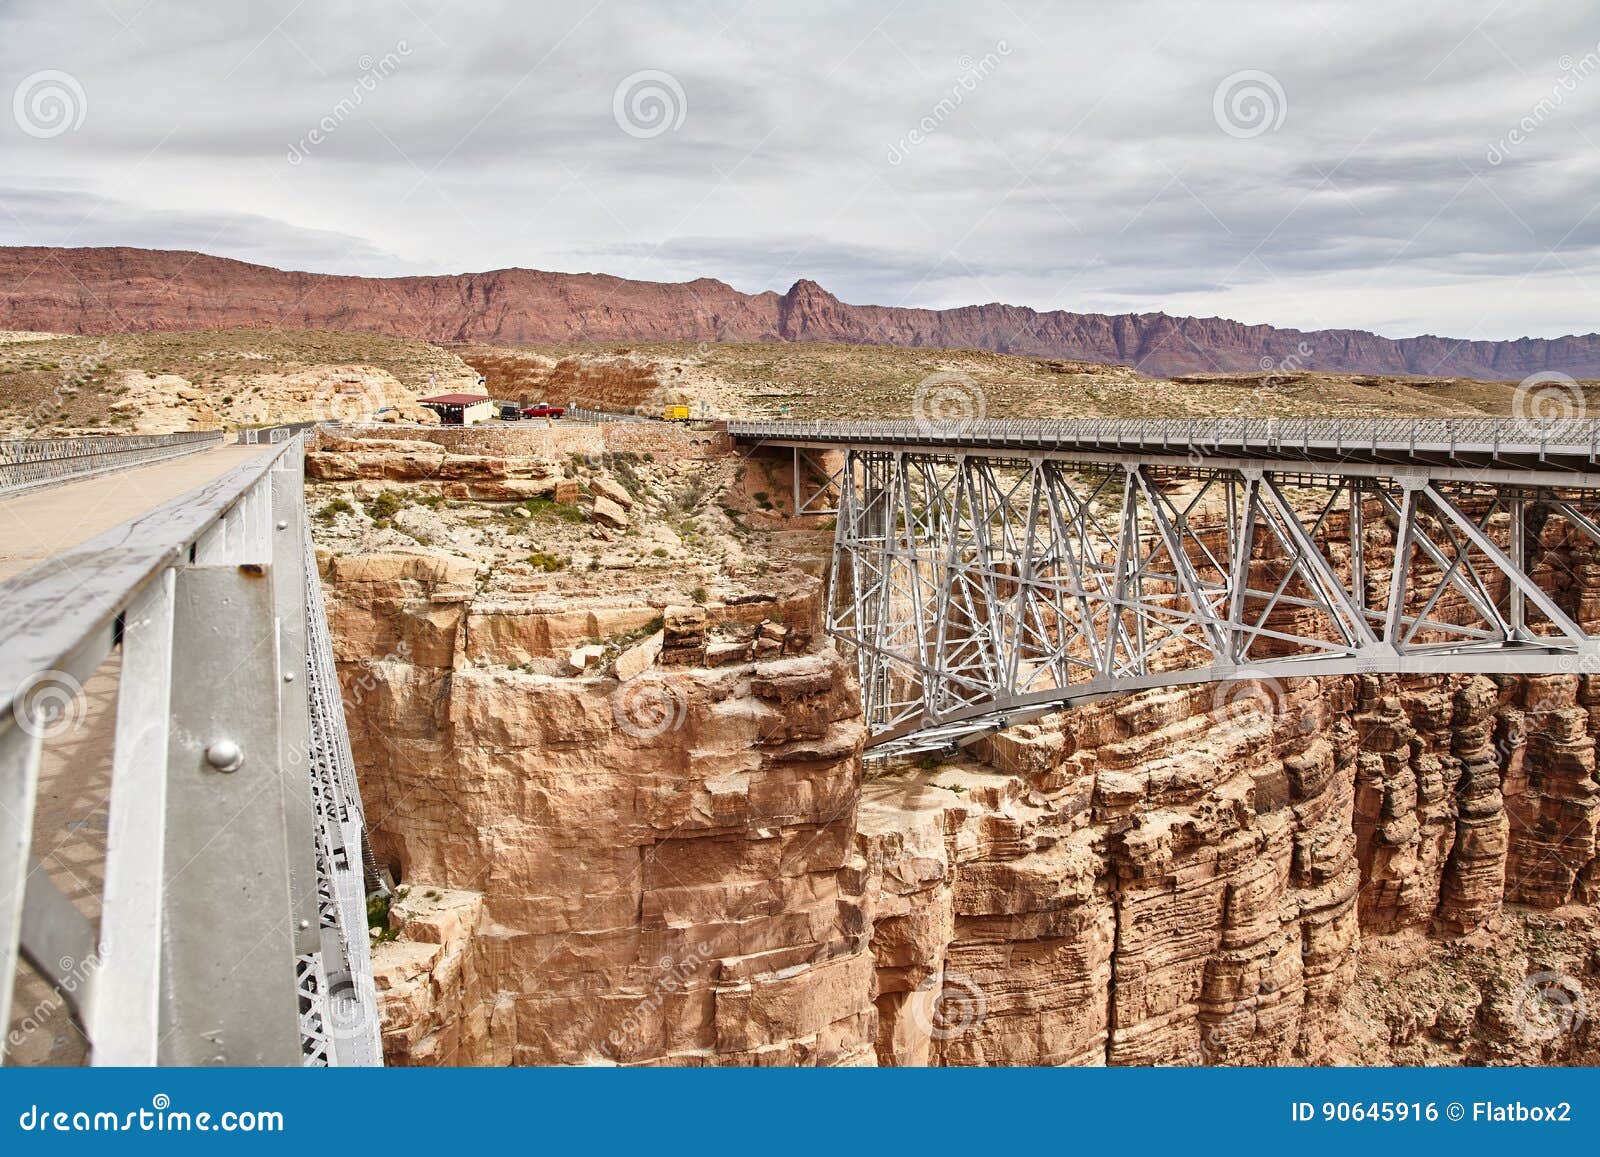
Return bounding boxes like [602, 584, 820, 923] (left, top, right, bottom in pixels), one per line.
[730, 417, 1600, 757]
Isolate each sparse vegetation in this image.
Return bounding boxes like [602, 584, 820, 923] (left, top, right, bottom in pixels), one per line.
[521, 497, 587, 524]
[362, 490, 405, 524]
[316, 498, 354, 522]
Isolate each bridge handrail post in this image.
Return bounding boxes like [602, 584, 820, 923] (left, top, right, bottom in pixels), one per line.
[0, 436, 382, 1068]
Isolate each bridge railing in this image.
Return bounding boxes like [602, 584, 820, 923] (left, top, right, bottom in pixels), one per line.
[238, 422, 321, 445]
[565, 404, 655, 424]
[729, 417, 1600, 460]
[0, 430, 223, 497]
[0, 435, 381, 1066]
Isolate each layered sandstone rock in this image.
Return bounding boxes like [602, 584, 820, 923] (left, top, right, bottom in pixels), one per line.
[855, 674, 1597, 1067]
[6, 246, 1599, 379]
[370, 888, 502, 1065]
[337, 544, 1600, 1067]
[309, 439, 1599, 1067]
[325, 550, 874, 1065]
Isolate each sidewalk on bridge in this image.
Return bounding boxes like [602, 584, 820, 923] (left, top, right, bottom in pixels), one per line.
[0, 443, 269, 581]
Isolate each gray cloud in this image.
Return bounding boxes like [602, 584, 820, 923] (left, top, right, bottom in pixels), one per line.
[1, 0, 1598, 340]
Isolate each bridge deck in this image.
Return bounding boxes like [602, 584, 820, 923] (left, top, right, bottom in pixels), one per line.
[3, 443, 275, 1059]
[0, 443, 263, 581]
[729, 417, 1600, 480]
[1, 432, 382, 1066]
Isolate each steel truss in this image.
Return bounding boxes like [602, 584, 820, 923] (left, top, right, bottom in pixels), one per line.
[827, 449, 1600, 755]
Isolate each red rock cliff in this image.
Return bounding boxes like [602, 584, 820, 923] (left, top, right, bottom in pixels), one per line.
[4, 246, 1599, 379]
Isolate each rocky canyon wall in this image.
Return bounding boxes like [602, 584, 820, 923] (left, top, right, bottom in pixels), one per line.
[863, 672, 1597, 1067]
[310, 433, 1599, 1066]
[333, 567, 1599, 1066]
[323, 552, 876, 1065]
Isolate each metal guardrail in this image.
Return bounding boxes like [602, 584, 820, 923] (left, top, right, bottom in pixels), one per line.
[564, 404, 655, 425]
[728, 417, 1600, 464]
[0, 436, 381, 1066]
[239, 422, 321, 445]
[0, 430, 224, 497]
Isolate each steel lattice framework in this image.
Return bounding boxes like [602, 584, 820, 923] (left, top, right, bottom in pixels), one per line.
[730, 419, 1600, 756]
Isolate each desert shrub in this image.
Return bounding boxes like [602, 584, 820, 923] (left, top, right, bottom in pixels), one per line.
[362, 490, 405, 522]
[522, 497, 587, 524]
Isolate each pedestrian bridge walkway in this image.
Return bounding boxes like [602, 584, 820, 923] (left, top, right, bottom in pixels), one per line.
[0, 430, 380, 1066]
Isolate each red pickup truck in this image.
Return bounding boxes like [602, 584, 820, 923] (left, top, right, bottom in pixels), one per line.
[521, 402, 565, 419]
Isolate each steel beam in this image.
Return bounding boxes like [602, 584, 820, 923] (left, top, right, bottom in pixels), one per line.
[819, 443, 1600, 755]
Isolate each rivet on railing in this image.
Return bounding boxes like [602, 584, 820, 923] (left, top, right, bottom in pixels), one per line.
[204, 739, 244, 774]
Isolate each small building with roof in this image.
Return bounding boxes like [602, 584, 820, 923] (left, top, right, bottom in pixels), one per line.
[416, 393, 495, 426]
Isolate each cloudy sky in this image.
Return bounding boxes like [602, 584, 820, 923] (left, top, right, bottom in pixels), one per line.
[1, 0, 1597, 340]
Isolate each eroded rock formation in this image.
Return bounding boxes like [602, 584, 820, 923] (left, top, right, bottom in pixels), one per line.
[310, 432, 1598, 1066]
[861, 673, 1597, 1067]
[6, 246, 1600, 379]
[327, 551, 873, 1065]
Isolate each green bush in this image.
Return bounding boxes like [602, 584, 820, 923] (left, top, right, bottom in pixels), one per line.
[362, 490, 405, 522]
[521, 497, 587, 524]
[316, 498, 354, 522]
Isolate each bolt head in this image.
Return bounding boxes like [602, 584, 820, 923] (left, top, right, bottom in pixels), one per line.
[283, 672, 295, 682]
[204, 739, 244, 773]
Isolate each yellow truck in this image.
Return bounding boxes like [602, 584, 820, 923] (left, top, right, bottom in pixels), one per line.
[661, 404, 691, 422]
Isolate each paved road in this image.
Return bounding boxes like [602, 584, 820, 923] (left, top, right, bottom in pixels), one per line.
[0, 443, 265, 580]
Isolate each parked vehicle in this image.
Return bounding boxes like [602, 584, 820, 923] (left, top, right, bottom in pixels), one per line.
[662, 404, 690, 422]
[499, 403, 523, 421]
[522, 402, 565, 418]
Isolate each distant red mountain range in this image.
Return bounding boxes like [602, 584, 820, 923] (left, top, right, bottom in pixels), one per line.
[2, 245, 1595, 380]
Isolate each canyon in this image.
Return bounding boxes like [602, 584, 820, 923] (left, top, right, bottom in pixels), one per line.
[305, 423, 1600, 1066]
[4, 246, 1600, 380]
